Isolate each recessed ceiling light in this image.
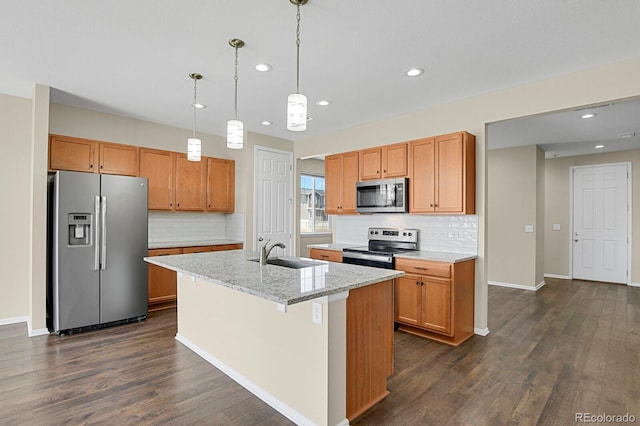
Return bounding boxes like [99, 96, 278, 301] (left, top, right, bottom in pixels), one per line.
[581, 113, 596, 119]
[316, 100, 331, 106]
[406, 68, 425, 77]
[255, 63, 272, 72]
[261, 121, 272, 126]
[193, 103, 206, 109]
[594, 144, 605, 149]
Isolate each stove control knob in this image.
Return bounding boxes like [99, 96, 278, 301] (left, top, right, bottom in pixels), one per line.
[408, 232, 412, 236]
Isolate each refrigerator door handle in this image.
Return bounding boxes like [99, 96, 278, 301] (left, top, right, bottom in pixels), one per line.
[94, 195, 100, 271]
[101, 195, 107, 270]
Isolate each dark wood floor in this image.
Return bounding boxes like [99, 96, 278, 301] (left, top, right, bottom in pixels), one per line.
[1, 278, 638, 425]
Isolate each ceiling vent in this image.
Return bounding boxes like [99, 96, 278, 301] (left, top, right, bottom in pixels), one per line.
[574, 103, 612, 111]
[618, 131, 636, 139]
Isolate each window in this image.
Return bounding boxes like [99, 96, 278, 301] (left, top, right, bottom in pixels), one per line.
[300, 174, 329, 233]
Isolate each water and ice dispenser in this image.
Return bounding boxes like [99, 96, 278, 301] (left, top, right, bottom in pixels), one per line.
[68, 213, 92, 246]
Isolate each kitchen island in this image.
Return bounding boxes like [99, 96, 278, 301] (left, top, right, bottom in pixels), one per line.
[144, 250, 404, 426]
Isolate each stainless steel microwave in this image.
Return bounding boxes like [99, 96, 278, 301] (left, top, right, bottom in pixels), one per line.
[356, 178, 408, 213]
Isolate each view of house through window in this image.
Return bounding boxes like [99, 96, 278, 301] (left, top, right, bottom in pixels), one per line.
[300, 175, 329, 233]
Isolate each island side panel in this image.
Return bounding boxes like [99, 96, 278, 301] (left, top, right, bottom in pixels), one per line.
[346, 279, 394, 421]
[176, 273, 346, 426]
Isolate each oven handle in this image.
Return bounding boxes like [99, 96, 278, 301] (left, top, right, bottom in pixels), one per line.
[342, 251, 393, 263]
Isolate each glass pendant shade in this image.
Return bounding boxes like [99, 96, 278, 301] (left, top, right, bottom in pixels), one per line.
[227, 119, 244, 149]
[287, 93, 307, 131]
[187, 137, 201, 161]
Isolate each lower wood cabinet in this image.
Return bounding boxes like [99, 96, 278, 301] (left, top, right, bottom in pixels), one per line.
[309, 248, 343, 262]
[148, 243, 243, 311]
[147, 248, 181, 311]
[394, 257, 475, 346]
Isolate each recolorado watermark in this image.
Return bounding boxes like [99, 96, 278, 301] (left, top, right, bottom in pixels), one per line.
[575, 412, 636, 423]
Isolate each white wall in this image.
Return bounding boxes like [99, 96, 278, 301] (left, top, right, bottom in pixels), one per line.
[488, 145, 544, 289]
[0, 94, 32, 321]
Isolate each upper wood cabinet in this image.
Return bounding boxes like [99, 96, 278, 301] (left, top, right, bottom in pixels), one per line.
[175, 154, 207, 211]
[325, 151, 359, 215]
[49, 135, 97, 173]
[49, 135, 138, 176]
[139, 148, 175, 210]
[409, 131, 475, 214]
[359, 142, 408, 180]
[206, 157, 235, 213]
[98, 142, 138, 176]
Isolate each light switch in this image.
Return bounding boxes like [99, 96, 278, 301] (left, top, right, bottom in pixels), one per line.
[553, 224, 561, 231]
[525, 225, 534, 233]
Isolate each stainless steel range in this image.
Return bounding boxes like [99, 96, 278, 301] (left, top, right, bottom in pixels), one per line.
[342, 227, 419, 269]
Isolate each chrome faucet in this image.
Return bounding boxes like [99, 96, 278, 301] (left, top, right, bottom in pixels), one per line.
[258, 237, 286, 265]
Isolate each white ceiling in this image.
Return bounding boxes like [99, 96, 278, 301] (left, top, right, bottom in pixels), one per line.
[1, 1, 640, 148]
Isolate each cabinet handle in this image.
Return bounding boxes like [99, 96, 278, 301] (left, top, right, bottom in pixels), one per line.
[416, 281, 420, 286]
[90, 164, 93, 168]
[415, 266, 428, 271]
[100, 165, 103, 169]
[320, 255, 329, 258]
[177, 203, 180, 207]
[421, 281, 424, 286]
[430, 203, 433, 207]
[383, 169, 387, 173]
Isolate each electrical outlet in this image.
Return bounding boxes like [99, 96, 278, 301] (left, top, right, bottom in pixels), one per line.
[525, 225, 534, 233]
[312, 302, 323, 324]
[553, 224, 561, 231]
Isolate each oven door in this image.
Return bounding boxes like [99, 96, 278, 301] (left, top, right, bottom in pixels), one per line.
[342, 251, 394, 269]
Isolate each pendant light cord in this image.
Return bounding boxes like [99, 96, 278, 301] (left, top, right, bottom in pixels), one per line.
[295, 3, 301, 94]
[192, 78, 197, 138]
[234, 46, 239, 120]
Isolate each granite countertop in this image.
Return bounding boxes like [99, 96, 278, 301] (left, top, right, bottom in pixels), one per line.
[148, 239, 243, 249]
[308, 243, 476, 263]
[307, 243, 364, 251]
[394, 251, 477, 263]
[144, 249, 403, 305]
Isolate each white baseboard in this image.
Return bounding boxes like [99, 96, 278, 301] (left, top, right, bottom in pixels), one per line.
[544, 273, 571, 280]
[0, 316, 28, 326]
[488, 280, 544, 291]
[175, 333, 323, 426]
[474, 327, 490, 336]
[28, 326, 50, 337]
[629, 282, 640, 288]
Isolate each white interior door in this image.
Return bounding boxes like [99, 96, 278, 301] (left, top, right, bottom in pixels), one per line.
[254, 146, 293, 256]
[572, 163, 629, 284]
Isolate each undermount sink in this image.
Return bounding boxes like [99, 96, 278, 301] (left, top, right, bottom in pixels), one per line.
[249, 257, 317, 269]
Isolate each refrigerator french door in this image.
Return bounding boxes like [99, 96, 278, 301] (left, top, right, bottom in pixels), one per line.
[49, 170, 148, 333]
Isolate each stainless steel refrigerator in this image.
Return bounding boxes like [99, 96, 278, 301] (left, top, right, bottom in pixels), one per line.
[47, 170, 148, 334]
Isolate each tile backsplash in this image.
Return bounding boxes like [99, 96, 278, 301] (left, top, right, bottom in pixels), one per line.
[148, 212, 244, 244]
[335, 214, 478, 255]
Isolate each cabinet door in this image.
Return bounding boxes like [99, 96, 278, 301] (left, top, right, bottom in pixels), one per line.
[148, 248, 181, 310]
[359, 148, 381, 180]
[420, 277, 452, 336]
[382, 143, 408, 178]
[309, 248, 343, 262]
[325, 154, 343, 214]
[394, 275, 421, 326]
[139, 148, 175, 210]
[49, 135, 97, 173]
[434, 133, 464, 213]
[99, 142, 138, 176]
[340, 151, 359, 214]
[409, 138, 435, 213]
[175, 154, 207, 211]
[206, 157, 235, 212]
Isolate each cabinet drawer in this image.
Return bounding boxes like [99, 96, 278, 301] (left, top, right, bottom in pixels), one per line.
[395, 258, 451, 278]
[182, 246, 213, 254]
[309, 248, 343, 263]
[148, 248, 181, 256]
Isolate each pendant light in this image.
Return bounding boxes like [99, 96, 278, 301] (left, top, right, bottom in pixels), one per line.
[227, 38, 245, 149]
[287, 0, 308, 132]
[187, 72, 203, 161]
